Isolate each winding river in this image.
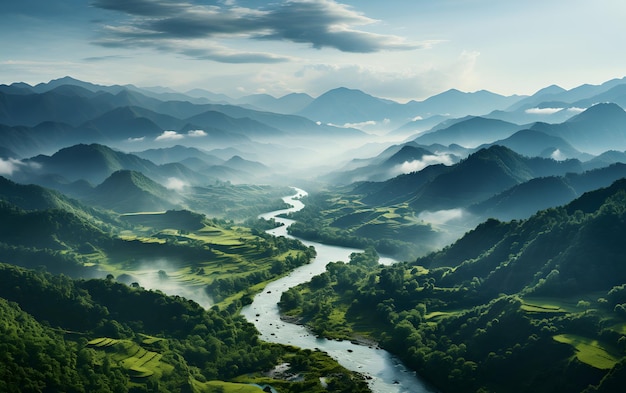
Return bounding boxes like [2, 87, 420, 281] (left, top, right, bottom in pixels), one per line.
[240, 188, 435, 393]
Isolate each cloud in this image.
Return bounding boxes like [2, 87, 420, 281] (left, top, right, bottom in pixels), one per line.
[329, 120, 377, 129]
[0, 158, 20, 176]
[165, 177, 188, 191]
[127, 136, 145, 142]
[525, 107, 587, 116]
[187, 129, 207, 137]
[92, 0, 419, 63]
[156, 130, 184, 141]
[525, 107, 563, 115]
[0, 158, 40, 176]
[418, 208, 465, 226]
[127, 258, 213, 308]
[83, 55, 131, 62]
[550, 148, 566, 161]
[390, 154, 455, 176]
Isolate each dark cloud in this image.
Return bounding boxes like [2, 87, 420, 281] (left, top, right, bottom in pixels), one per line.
[91, 0, 418, 62]
[83, 54, 130, 62]
[179, 47, 288, 64]
[258, 0, 411, 53]
[92, 0, 190, 17]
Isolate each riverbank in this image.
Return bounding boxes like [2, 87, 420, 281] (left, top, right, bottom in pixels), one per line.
[241, 188, 435, 393]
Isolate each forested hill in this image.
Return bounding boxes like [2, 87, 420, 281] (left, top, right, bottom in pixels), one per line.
[421, 177, 626, 298]
[280, 178, 626, 393]
[355, 145, 583, 209]
[0, 263, 369, 392]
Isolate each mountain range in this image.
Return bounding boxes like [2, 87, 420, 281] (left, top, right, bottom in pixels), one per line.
[3, 75, 626, 393]
[3, 75, 626, 232]
[353, 145, 583, 208]
[0, 78, 365, 162]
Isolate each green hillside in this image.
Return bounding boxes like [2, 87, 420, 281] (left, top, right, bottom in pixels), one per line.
[90, 169, 178, 213]
[0, 263, 368, 392]
[280, 178, 626, 393]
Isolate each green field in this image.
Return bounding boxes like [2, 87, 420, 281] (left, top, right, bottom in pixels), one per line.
[196, 380, 268, 393]
[520, 297, 578, 314]
[93, 215, 314, 307]
[553, 334, 620, 369]
[87, 337, 172, 379]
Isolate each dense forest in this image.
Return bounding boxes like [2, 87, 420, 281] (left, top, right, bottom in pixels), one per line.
[280, 179, 626, 393]
[0, 263, 369, 392]
[0, 176, 370, 392]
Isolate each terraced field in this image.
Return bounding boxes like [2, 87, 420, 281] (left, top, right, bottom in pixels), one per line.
[87, 337, 173, 380]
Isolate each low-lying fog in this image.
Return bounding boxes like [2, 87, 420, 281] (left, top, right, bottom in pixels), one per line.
[115, 259, 213, 309]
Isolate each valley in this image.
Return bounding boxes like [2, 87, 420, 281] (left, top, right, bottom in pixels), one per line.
[2, 74, 626, 393]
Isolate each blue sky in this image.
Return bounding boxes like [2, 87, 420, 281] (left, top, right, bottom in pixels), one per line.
[1, 0, 625, 101]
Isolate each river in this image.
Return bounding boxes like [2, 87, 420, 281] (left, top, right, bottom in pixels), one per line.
[240, 188, 435, 393]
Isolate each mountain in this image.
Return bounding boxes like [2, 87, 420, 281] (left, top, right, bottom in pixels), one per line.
[0, 176, 106, 222]
[356, 145, 583, 210]
[185, 110, 284, 137]
[321, 143, 456, 184]
[31, 76, 127, 94]
[222, 155, 269, 174]
[411, 89, 523, 117]
[572, 83, 626, 109]
[484, 105, 581, 125]
[82, 106, 166, 139]
[26, 143, 160, 185]
[236, 92, 314, 114]
[296, 87, 523, 129]
[469, 163, 626, 220]
[425, 177, 626, 297]
[281, 173, 626, 393]
[0, 88, 110, 127]
[0, 146, 19, 159]
[478, 129, 588, 160]
[0, 176, 119, 255]
[133, 145, 224, 166]
[507, 77, 626, 111]
[185, 88, 234, 103]
[388, 114, 452, 138]
[585, 150, 626, 169]
[89, 170, 180, 213]
[414, 117, 523, 148]
[0, 79, 362, 160]
[469, 176, 577, 220]
[532, 103, 626, 153]
[297, 87, 397, 125]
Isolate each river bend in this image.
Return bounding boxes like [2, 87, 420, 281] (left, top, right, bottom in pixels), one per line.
[240, 188, 434, 393]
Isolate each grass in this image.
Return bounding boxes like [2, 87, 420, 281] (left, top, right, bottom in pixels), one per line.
[425, 310, 459, 321]
[139, 333, 164, 345]
[608, 322, 626, 335]
[520, 297, 575, 314]
[87, 337, 173, 380]
[195, 380, 267, 393]
[92, 213, 313, 307]
[553, 334, 620, 370]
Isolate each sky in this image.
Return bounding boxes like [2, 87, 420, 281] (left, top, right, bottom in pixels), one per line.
[1, 0, 626, 102]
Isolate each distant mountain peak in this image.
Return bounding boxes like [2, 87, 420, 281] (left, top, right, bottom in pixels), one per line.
[533, 84, 566, 96]
[567, 102, 625, 123]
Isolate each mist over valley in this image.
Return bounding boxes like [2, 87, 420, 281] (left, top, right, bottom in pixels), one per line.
[4, 70, 626, 393]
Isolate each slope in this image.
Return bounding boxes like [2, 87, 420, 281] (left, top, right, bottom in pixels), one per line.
[89, 170, 181, 213]
[357, 145, 583, 210]
[470, 163, 626, 220]
[414, 116, 523, 147]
